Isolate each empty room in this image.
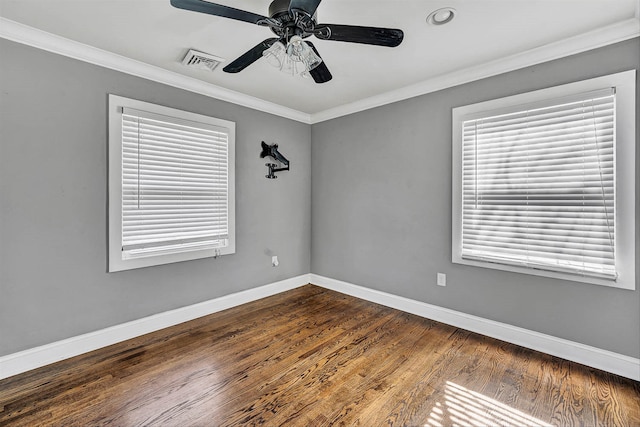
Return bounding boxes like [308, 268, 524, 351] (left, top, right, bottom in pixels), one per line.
[1, 0, 639, 426]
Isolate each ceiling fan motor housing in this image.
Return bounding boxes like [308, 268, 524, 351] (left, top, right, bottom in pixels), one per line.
[268, 0, 317, 39]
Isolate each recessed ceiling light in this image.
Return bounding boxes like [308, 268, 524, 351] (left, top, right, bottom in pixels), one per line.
[427, 7, 456, 26]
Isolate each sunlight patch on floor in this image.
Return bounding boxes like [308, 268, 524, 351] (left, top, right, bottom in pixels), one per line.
[425, 381, 552, 427]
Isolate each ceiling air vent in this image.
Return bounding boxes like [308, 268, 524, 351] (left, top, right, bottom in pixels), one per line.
[181, 49, 224, 72]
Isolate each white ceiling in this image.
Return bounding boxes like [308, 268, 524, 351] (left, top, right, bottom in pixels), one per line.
[0, 0, 638, 118]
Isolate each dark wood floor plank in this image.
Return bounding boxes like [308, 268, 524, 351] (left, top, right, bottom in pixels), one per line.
[1, 284, 638, 427]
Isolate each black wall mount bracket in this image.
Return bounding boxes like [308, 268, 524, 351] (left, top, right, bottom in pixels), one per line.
[260, 141, 290, 179]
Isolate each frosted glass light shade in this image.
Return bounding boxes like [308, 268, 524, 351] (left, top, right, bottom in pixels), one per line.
[262, 41, 287, 68]
[300, 45, 321, 71]
[263, 36, 322, 77]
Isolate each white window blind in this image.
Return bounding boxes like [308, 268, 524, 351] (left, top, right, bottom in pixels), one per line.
[460, 89, 616, 280]
[121, 107, 230, 259]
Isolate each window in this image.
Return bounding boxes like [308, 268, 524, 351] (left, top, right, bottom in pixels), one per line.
[452, 71, 635, 290]
[108, 95, 235, 272]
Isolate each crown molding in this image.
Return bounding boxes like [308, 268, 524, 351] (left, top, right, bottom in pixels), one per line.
[309, 18, 640, 124]
[1, 16, 637, 125]
[0, 18, 311, 124]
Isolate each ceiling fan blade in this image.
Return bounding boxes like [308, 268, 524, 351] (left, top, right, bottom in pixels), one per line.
[314, 24, 404, 47]
[288, 0, 322, 17]
[223, 38, 279, 73]
[305, 42, 332, 84]
[170, 0, 277, 27]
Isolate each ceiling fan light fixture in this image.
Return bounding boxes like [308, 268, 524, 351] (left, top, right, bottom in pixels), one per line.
[263, 41, 287, 68]
[292, 37, 322, 72]
[427, 7, 456, 25]
[302, 51, 322, 72]
[281, 55, 306, 76]
[263, 35, 322, 77]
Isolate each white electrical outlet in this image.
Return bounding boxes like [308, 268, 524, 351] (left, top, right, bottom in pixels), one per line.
[272, 256, 279, 267]
[437, 273, 446, 287]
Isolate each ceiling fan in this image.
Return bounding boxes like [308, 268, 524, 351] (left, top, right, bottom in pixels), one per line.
[170, 0, 404, 83]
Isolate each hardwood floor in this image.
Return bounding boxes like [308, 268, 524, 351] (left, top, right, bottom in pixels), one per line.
[1, 285, 638, 426]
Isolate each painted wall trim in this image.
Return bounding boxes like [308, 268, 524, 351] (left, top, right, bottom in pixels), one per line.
[309, 18, 640, 123]
[1, 17, 638, 126]
[2, 273, 638, 381]
[0, 18, 311, 124]
[0, 274, 311, 380]
[310, 274, 640, 381]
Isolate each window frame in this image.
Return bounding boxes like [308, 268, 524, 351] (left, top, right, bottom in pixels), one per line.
[108, 95, 235, 272]
[452, 70, 636, 290]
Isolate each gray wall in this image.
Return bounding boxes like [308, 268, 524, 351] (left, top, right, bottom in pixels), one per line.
[311, 38, 640, 358]
[2, 35, 638, 360]
[0, 39, 311, 356]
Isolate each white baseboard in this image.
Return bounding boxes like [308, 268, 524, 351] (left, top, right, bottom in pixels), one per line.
[310, 274, 640, 381]
[0, 274, 311, 380]
[3, 273, 638, 382]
